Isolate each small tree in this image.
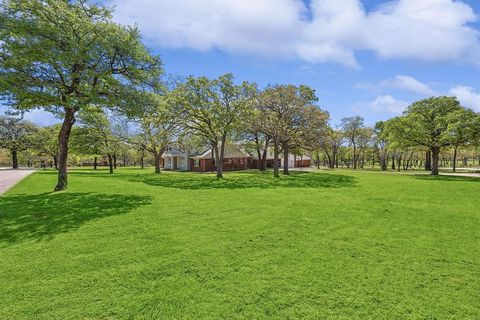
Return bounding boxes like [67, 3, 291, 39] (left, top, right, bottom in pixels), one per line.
[0, 115, 37, 169]
[301, 105, 330, 168]
[374, 121, 389, 171]
[241, 92, 272, 171]
[341, 116, 365, 169]
[73, 107, 119, 173]
[36, 125, 61, 169]
[136, 92, 183, 174]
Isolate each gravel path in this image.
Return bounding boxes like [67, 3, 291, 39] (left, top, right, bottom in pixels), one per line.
[0, 169, 35, 195]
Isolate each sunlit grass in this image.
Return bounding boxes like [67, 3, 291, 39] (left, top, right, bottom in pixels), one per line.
[0, 168, 479, 318]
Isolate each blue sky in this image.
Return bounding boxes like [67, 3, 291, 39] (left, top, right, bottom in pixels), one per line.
[3, 0, 480, 126]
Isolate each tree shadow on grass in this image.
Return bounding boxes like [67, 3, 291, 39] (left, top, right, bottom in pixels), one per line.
[127, 171, 357, 190]
[0, 192, 152, 244]
[412, 174, 480, 183]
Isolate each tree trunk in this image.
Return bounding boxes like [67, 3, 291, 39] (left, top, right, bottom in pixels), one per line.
[140, 155, 144, 169]
[113, 154, 117, 169]
[425, 151, 431, 171]
[380, 152, 387, 171]
[53, 155, 58, 170]
[54, 107, 76, 191]
[431, 147, 440, 175]
[11, 150, 18, 169]
[216, 137, 225, 179]
[260, 148, 267, 171]
[331, 147, 337, 169]
[256, 146, 262, 170]
[397, 154, 401, 172]
[93, 156, 98, 170]
[154, 153, 161, 174]
[391, 155, 396, 170]
[107, 154, 114, 174]
[352, 144, 357, 169]
[273, 139, 279, 177]
[452, 147, 458, 172]
[315, 151, 320, 169]
[282, 142, 289, 175]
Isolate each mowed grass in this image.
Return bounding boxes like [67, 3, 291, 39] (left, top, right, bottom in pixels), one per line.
[0, 168, 479, 319]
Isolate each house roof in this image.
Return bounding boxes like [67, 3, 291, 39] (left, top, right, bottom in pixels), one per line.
[162, 148, 188, 158]
[191, 144, 252, 159]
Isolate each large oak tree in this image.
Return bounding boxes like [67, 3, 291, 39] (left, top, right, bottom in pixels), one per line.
[0, 0, 161, 190]
[175, 74, 254, 178]
[385, 97, 480, 175]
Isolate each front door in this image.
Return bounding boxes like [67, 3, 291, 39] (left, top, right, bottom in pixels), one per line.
[173, 157, 178, 170]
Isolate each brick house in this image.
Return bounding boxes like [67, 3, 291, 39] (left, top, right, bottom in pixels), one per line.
[190, 144, 252, 172]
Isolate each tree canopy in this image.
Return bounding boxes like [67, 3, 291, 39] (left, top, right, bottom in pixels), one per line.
[0, 0, 162, 190]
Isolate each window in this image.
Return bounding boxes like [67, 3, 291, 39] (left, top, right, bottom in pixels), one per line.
[167, 158, 171, 165]
[180, 157, 184, 167]
[194, 159, 200, 167]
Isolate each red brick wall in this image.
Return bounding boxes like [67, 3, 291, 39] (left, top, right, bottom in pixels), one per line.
[190, 157, 252, 172]
[295, 159, 311, 167]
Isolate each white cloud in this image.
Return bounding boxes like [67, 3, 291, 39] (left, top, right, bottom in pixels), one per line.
[449, 86, 480, 111]
[365, 95, 408, 114]
[355, 75, 480, 113]
[381, 75, 437, 96]
[109, 0, 480, 67]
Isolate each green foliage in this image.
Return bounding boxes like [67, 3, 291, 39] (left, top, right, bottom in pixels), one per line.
[0, 0, 162, 113]
[0, 115, 37, 153]
[72, 106, 118, 156]
[390, 96, 478, 148]
[175, 73, 254, 145]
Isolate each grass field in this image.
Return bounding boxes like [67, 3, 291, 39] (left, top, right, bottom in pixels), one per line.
[0, 168, 479, 319]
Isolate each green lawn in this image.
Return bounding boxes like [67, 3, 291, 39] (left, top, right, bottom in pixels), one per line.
[0, 168, 479, 319]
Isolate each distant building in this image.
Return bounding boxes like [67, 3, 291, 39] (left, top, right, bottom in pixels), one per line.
[190, 144, 252, 172]
[160, 144, 311, 172]
[161, 148, 190, 170]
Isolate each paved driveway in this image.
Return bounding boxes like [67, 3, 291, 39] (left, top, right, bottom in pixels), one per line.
[0, 170, 35, 195]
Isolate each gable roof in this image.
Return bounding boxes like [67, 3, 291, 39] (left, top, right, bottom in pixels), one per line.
[191, 144, 251, 159]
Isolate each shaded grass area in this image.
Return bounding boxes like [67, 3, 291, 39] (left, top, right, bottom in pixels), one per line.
[0, 192, 151, 243]
[0, 168, 479, 319]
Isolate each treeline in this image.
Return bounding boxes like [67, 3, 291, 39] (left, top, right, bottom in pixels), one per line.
[314, 98, 480, 175]
[1, 1, 480, 191]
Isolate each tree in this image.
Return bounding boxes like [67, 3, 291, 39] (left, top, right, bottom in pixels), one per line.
[0, 115, 37, 169]
[0, 0, 161, 190]
[448, 109, 480, 172]
[255, 85, 321, 177]
[73, 107, 119, 173]
[374, 121, 389, 171]
[176, 74, 254, 178]
[385, 97, 480, 175]
[36, 125, 61, 169]
[341, 116, 365, 169]
[136, 92, 183, 174]
[281, 89, 326, 175]
[241, 91, 271, 171]
[301, 106, 330, 168]
[316, 127, 343, 169]
[356, 127, 374, 169]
